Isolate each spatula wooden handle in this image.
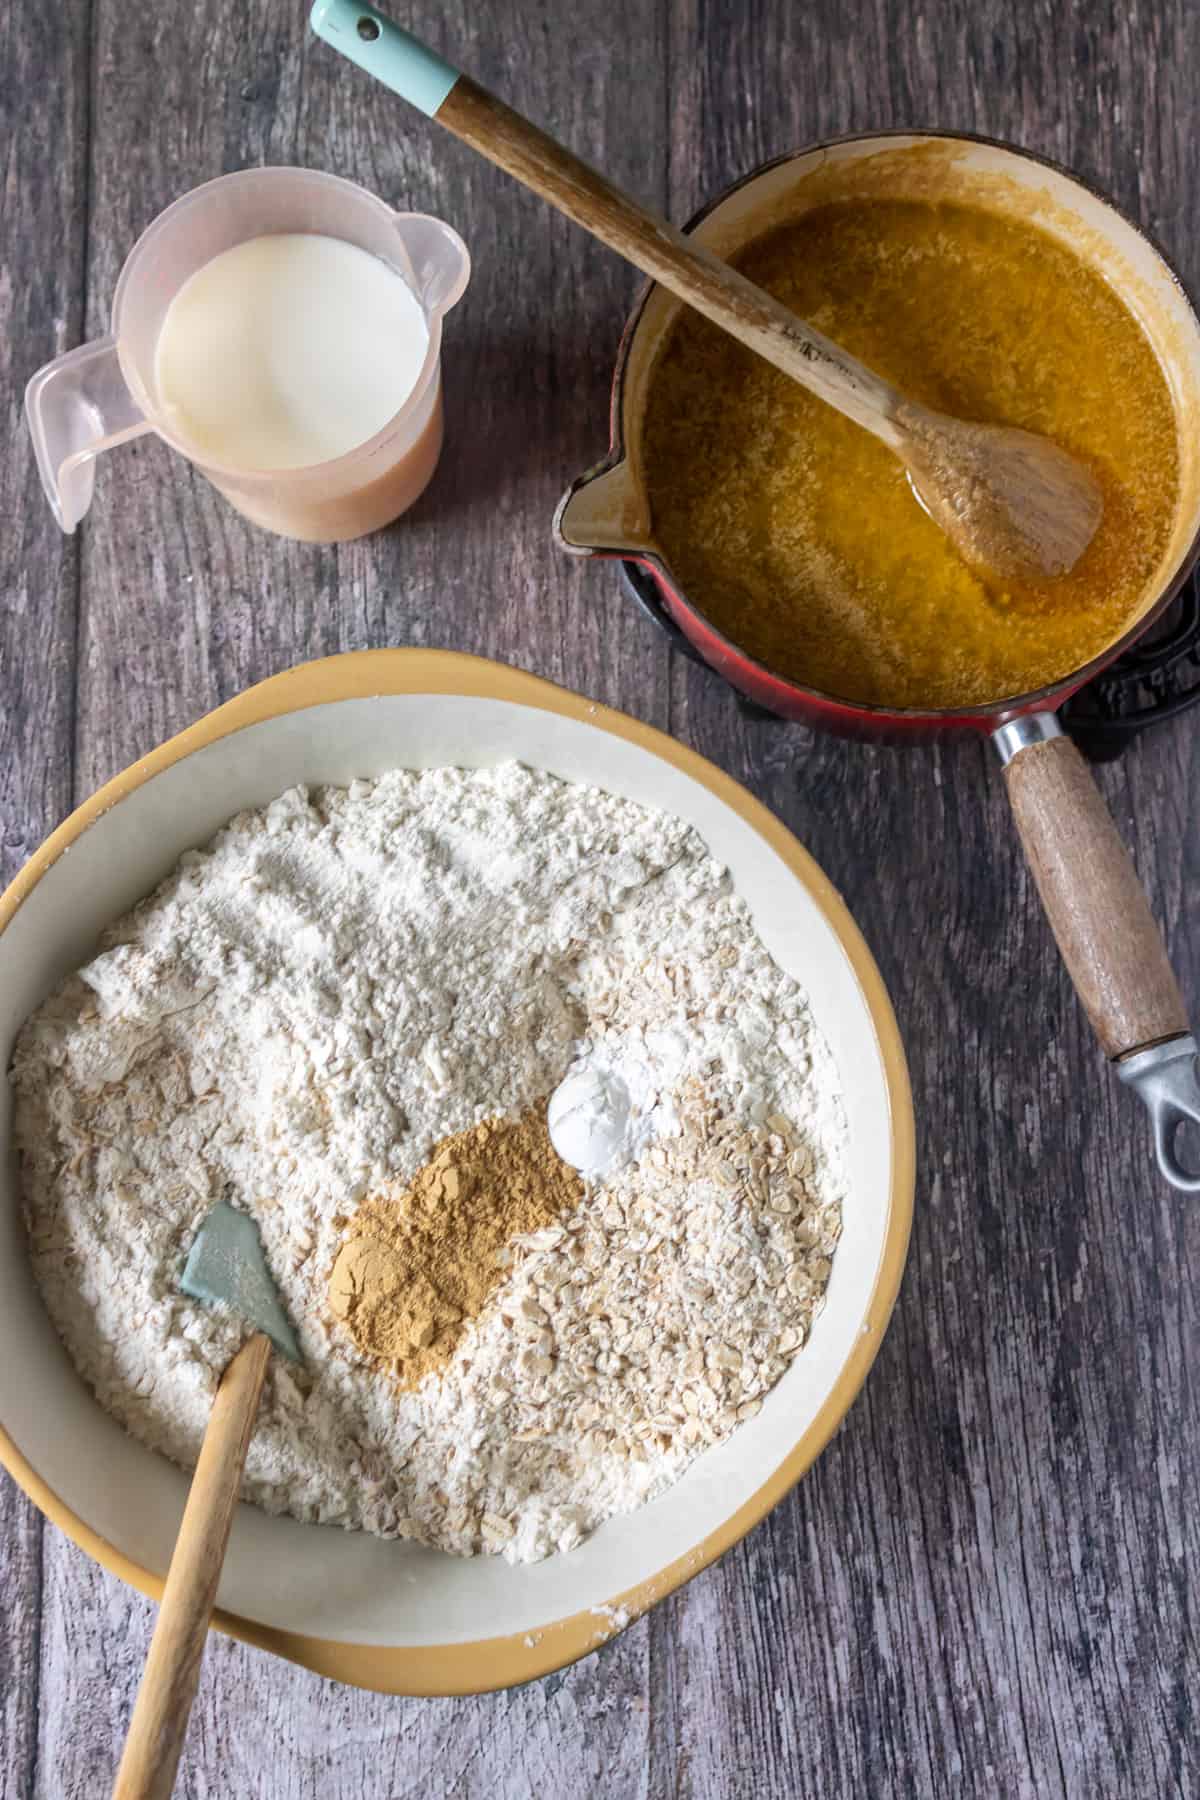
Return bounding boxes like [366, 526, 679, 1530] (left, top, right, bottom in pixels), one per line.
[113, 1334, 271, 1800]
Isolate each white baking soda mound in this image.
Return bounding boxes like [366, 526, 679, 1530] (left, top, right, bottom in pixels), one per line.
[547, 1063, 632, 1179]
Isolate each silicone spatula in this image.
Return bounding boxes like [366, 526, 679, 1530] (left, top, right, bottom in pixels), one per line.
[113, 1203, 300, 1800]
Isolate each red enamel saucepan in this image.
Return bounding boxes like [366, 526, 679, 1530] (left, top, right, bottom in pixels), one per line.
[556, 132, 1200, 1192]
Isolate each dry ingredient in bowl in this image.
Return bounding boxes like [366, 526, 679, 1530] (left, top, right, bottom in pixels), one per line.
[329, 1105, 583, 1387]
[14, 764, 847, 1562]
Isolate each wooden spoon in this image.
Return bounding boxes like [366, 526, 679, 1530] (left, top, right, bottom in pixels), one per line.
[311, 0, 1104, 584]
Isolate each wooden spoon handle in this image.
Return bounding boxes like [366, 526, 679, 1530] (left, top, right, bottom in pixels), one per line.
[113, 1335, 271, 1800]
[1001, 731, 1188, 1059]
[309, 3, 902, 444]
[438, 81, 900, 440]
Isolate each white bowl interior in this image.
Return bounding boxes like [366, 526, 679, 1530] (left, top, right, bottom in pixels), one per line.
[0, 694, 897, 1645]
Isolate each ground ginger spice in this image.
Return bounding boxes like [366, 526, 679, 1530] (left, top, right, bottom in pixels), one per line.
[328, 1105, 583, 1387]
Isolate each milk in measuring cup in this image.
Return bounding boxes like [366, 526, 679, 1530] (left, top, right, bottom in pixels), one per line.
[27, 169, 468, 541]
[155, 233, 430, 470]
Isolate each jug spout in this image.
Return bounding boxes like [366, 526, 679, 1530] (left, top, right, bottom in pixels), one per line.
[392, 213, 471, 319]
[25, 338, 150, 533]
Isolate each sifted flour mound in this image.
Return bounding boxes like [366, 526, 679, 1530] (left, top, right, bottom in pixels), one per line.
[13, 764, 848, 1561]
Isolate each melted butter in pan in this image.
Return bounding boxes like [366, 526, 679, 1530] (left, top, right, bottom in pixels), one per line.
[644, 199, 1180, 709]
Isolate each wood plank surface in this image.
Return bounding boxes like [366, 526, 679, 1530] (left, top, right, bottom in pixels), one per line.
[2, 0, 1198, 1795]
[0, 0, 92, 1794]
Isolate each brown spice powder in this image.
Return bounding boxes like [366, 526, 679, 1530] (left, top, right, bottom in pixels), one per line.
[328, 1104, 583, 1388]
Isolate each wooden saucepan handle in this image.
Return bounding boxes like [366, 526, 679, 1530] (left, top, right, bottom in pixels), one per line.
[1000, 719, 1200, 1191]
[1000, 725, 1188, 1057]
[113, 1334, 271, 1800]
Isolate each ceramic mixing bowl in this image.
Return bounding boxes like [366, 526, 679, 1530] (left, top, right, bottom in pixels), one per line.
[0, 650, 913, 1694]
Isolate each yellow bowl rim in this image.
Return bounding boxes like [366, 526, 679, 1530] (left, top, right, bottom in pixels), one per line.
[0, 648, 915, 1695]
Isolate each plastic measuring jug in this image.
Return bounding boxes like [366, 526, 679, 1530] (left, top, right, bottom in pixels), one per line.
[25, 167, 470, 542]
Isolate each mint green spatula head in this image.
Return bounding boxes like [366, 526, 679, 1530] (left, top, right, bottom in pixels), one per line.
[181, 1201, 302, 1363]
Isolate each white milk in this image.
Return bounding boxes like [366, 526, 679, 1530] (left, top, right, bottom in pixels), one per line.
[154, 232, 430, 470]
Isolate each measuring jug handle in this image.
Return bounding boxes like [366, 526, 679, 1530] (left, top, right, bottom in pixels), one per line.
[25, 337, 151, 533]
[391, 213, 471, 318]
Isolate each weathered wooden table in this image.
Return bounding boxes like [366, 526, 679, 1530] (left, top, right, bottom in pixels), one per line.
[3, 1, 1197, 1793]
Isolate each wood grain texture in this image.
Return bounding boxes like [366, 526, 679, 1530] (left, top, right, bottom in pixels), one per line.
[114, 1336, 271, 1800]
[1003, 734, 1189, 1057]
[0, 0, 91, 1795]
[2, 0, 1198, 1797]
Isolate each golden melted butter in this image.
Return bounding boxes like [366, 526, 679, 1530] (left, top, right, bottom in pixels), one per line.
[643, 199, 1180, 708]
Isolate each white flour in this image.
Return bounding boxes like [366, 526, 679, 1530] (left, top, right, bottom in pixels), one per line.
[14, 764, 847, 1561]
